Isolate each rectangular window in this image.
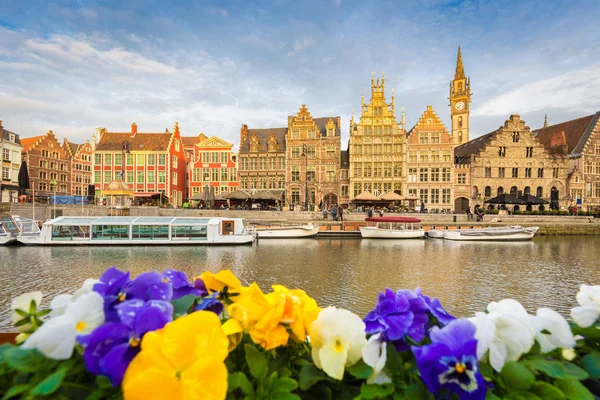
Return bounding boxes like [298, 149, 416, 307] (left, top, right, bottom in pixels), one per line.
[221, 169, 228, 182]
[430, 133, 440, 144]
[212, 168, 219, 182]
[512, 168, 519, 178]
[442, 189, 451, 204]
[419, 133, 428, 144]
[442, 168, 451, 182]
[499, 167, 505, 178]
[147, 171, 155, 183]
[430, 168, 440, 182]
[326, 147, 335, 158]
[341, 185, 349, 197]
[291, 188, 300, 203]
[419, 168, 428, 182]
[203, 169, 210, 181]
[307, 166, 316, 182]
[137, 171, 144, 183]
[94, 171, 101, 184]
[172, 172, 178, 183]
[229, 168, 236, 182]
[419, 153, 428, 163]
[292, 130, 300, 140]
[147, 154, 155, 166]
[104, 154, 112, 165]
[291, 165, 300, 182]
[384, 165, 392, 177]
[326, 166, 335, 182]
[192, 168, 200, 182]
[308, 129, 316, 139]
[525, 168, 532, 178]
[241, 158, 248, 171]
[442, 152, 451, 163]
[114, 154, 122, 166]
[354, 183, 362, 197]
[457, 173, 466, 184]
[364, 165, 372, 178]
[172, 156, 178, 168]
[408, 152, 417, 163]
[499, 147, 506, 157]
[431, 153, 440, 162]
[2, 149, 10, 161]
[292, 147, 301, 158]
[136, 155, 144, 166]
[553, 168, 559, 179]
[104, 171, 111, 183]
[202, 152, 210, 163]
[304, 146, 315, 158]
[354, 164, 362, 178]
[431, 189, 439, 204]
[408, 168, 417, 182]
[485, 167, 492, 178]
[127, 154, 134, 166]
[158, 154, 166, 166]
[158, 171, 166, 183]
[94, 154, 102, 165]
[212, 152, 219, 163]
[127, 171, 134, 183]
[259, 158, 266, 170]
[220, 152, 228, 163]
[419, 189, 428, 204]
[526, 147, 533, 157]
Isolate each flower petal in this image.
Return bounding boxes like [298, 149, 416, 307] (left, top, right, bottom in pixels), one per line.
[571, 306, 600, 328]
[318, 343, 348, 380]
[22, 315, 76, 360]
[83, 322, 131, 375]
[101, 342, 139, 386]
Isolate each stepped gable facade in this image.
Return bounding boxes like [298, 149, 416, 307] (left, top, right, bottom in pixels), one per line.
[238, 124, 287, 192]
[406, 106, 455, 211]
[21, 130, 71, 197]
[63, 139, 93, 197]
[533, 111, 600, 210]
[454, 114, 570, 209]
[285, 105, 341, 208]
[93, 122, 187, 206]
[0, 120, 21, 202]
[188, 135, 239, 198]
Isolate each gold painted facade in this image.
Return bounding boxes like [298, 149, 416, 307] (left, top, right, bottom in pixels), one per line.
[406, 106, 454, 211]
[348, 73, 406, 200]
[285, 105, 341, 208]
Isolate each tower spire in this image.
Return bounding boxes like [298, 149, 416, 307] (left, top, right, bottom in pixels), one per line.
[455, 46, 465, 80]
[544, 114, 548, 128]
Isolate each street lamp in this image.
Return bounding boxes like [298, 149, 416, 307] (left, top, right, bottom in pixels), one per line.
[121, 140, 130, 181]
[50, 180, 57, 219]
[301, 144, 309, 211]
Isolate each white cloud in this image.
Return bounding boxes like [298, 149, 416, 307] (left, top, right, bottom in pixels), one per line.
[287, 37, 314, 56]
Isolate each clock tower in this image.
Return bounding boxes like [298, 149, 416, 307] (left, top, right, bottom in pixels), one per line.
[450, 46, 471, 145]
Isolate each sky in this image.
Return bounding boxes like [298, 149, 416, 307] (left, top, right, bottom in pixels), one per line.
[1, 0, 600, 151]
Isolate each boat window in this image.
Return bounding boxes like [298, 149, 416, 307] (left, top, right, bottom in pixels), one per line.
[92, 225, 130, 240]
[131, 225, 169, 240]
[52, 225, 90, 241]
[1, 217, 18, 233]
[222, 221, 235, 235]
[171, 225, 207, 240]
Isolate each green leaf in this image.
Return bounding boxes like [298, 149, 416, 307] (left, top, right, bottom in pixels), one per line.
[29, 299, 37, 314]
[347, 359, 374, 379]
[275, 377, 298, 392]
[405, 382, 433, 400]
[170, 294, 197, 317]
[530, 382, 565, 400]
[13, 318, 31, 328]
[523, 358, 565, 379]
[485, 392, 502, 400]
[272, 392, 301, 400]
[1, 384, 31, 400]
[500, 361, 535, 390]
[504, 392, 541, 400]
[298, 363, 327, 391]
[37, 309, 51, 317]
[555, 379, 594, 400]
[14, 308, 29, 318]
[245, 344, 268, 381]
[95, 375, 113, 389]
[30, 367, 66, 396]
[582, 351, 600, 379]
[360, 383, 395, 400]
[228, 371, 254, 395]
[3, 347, 46, 373]
[561, 361, 588, 380]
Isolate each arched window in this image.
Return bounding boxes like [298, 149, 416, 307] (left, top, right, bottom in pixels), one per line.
[513, 132, 520, 143]
[473, 186, 479, 197]
[458, 116, 463, 128]
[458, 82, 463, 92]
[485, 186, 491, 197]
[497, 187, 504, 196]
[510, 186, 518, 196]
[524, 186, 531, 195]
[536, 186, 543, 197]
[458, 131, 463, 142]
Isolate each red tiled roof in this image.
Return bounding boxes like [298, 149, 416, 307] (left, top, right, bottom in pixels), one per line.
[96, 131, 172, 152]
[533, 113, 597, 156]
[20, 136, 44, 152]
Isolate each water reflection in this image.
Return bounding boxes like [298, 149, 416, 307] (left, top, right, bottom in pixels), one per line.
[1, 237, 597, 330]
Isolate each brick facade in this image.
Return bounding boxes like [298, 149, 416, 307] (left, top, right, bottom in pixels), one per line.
[21, 131, 71, 197]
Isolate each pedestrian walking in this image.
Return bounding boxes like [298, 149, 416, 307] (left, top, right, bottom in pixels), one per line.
[339, 206, 344, 221]
[466, 206, 473, 221]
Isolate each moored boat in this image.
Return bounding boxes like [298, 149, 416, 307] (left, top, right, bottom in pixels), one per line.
[255, 224, 320, 238]
[359, 217, 425, 239]
[0, 216, 19, 245]
[17, 216, 257, 245]
[442, 225, 539, 241]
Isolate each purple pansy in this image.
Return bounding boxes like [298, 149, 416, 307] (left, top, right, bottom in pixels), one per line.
[162, 269, 201, 300]
[125, 271, 173, 302]
[412, 319, 486, 400]
[364, 288, 429, 347]
[82, 299, 173, 386]
[414, 287, 456, 326]
[195, 292, 224, 315]
[93, 267, 131, 322]
[193, 277, 209, 297]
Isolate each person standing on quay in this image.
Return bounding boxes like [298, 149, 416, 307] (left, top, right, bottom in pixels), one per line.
[339, 205, 344, 221]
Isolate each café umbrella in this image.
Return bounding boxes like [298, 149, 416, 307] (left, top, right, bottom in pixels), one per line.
[18, 160, 30, 196]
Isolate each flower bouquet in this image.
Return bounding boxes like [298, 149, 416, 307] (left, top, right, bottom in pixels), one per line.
[2, 267, 599, 399]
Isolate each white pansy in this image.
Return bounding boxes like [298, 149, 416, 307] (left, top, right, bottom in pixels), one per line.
[571, 284, 600, 328]
[11, 291, 43, 332]
[534, 308, 575, 353]
[309, 307, 367, 380]
[468, 311, 535, 372]
[22, 292, 105, 360]
[362, 333, 392, 384]
[49, 278, 99, 318]
[562, 348, 577, 361]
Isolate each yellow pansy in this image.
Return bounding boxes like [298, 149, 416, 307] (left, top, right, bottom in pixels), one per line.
[123, 311, 229, 400]
[222, 318, 243, 352]
[199, 270, 242, 295]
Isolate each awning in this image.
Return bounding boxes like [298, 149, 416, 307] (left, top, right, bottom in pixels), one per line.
[133, 192, 165, 199]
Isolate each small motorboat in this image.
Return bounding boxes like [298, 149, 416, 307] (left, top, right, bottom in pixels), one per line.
[442, 226, 539, 241]
[255, 224, 320, 239]
[426, 229, 445, 239]
[0, 216, 19, 245]
[359, 217, 425, 239]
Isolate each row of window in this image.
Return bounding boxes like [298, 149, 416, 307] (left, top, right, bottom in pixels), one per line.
[353, 164, 403, 178]
[359, 126, 396, 135]
[408, 152, 453, 163]
[191, 168, 237, 183]
[198, 152, 230, 163]
[241, 178, 286, 190]
[288, 147, 338, 159]
[352, 183, 403, 197]
[407, 168, 452, 183]
[40, 150, 61, 159]
[2, 167, 10, 180]
[39, 160, 68, 170]
[497, 146, 535, 158]
[290, 165, 336, 182]
[481, 186, 544, 198]
[95, 170, 169, 184]
[418, 133, 442, 144]
[74, 174, 92, 184]
[34, 182, 68, 192]
[409, 188, 452, 204]
[289, 128, 335, 139]
[239, 157, 285, 171]
[94, 153, 169, 167]
[2, 149, 11, 161]
[38, 172, 68, 181]
[74, 163, 92, 171]
[190, 186, 237, 195]
[484, 167, 560, 179]
[352, 144, 403, 154]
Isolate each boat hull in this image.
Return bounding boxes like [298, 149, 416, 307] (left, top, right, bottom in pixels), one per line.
[360, 227, 425, 239]
[0, 236, 17, 245]
[17, 234, 257, 245]
[443, 227, 539, 241]
[256, 225, 319, 238]
[426, 230, 445, 239]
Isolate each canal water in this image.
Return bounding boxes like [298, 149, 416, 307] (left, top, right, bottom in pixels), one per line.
[1, 236, 598, 331]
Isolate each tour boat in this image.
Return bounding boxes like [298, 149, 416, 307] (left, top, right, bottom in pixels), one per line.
[431, 226, 539, 241]
[0, 216, 19, 245]
[359, 217, 425, 239]
[17, 216, 257, 245]
[255, 224, 320, 239]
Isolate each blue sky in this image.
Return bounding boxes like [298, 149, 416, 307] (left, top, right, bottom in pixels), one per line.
[1, 0, 599, 149]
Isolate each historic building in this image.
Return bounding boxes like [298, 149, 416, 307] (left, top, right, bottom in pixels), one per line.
[21, 130, 71, 198]
[285, 105, 341, 208]
[348, 73, 406, 200]
[188, 135, 239, 198]
[339, 149, 350, 207]
[406, 106, 455, 212]
[450, 47, 471, 146]
[238, 124, 287, 193]
[534, 111, 600, 210]
[93, 122, 187, 206]
[0, 120, 21, 202]
[454, 114, 570, 211]
[63, 139, 93, 197]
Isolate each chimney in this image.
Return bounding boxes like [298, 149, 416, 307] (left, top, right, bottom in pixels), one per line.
[131, 122, 137, 137]
[0, 120, 3, 131]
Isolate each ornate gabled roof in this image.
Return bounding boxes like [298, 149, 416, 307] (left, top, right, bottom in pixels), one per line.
[21, 135, 44, 152]
[454, 131, 497, 162]
[197, 136, 233, 148]
[407, 106, 449, 138]
[533, 112, 600, 157]
[314, 117, 341, 137]
[96, 130, 173, 152]
[239, 127, 287, 153]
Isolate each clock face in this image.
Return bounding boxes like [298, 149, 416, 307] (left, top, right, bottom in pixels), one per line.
[455, 101, 465, 110]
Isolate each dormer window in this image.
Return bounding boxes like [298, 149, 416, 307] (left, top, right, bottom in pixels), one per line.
[9, 134, 15, 142]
